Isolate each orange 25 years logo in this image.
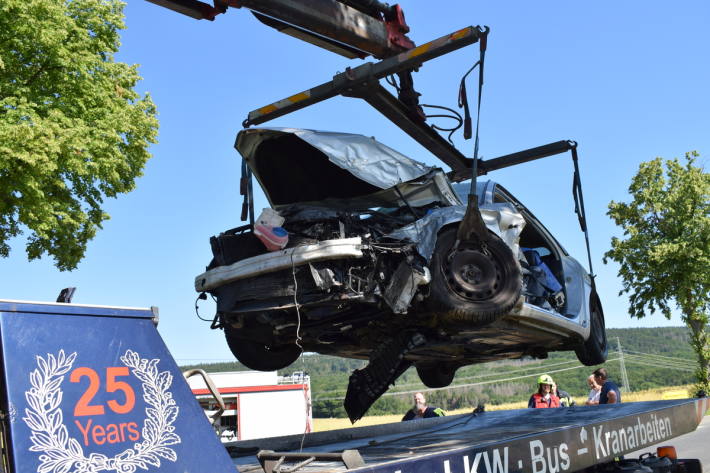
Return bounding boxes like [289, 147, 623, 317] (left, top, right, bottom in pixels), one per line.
[23, 350, 182, 473]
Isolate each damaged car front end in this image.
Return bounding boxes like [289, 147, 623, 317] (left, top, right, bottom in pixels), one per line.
[195, 128, 607, 421]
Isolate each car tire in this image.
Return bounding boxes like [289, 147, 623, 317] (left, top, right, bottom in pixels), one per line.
[224, 324, 301, 371]
[428, 226, 522, 326]
[575, 291, 608, 366]
[416, 362, 458, 388]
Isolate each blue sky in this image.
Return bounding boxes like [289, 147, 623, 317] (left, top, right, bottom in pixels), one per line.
[3, 1, 709, 363]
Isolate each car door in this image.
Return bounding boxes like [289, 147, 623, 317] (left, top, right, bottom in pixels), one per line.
[491, 184, 589, 320]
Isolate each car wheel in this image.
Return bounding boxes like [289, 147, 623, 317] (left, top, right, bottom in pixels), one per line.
[224, 324, 301, 371]
[575, 291, 608, 366]
[416, 362, 458, 388]
[428, 226, 522, 325]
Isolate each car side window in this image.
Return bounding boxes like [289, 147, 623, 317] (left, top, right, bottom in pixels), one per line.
[493, 191, 511, 205]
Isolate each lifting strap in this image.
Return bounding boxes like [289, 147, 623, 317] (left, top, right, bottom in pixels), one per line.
[240, 158, 255, 226]
[457, 26, 488, 181]
[571, 145, 596, 285]
[455, 27, 489, 245]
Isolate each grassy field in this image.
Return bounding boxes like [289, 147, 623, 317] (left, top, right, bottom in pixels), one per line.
[313, 385, 699, 432]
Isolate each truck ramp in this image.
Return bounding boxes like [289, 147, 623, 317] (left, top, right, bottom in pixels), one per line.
[229, 397, 708, 473]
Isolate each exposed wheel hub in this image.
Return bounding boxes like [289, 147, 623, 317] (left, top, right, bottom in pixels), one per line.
[460, 264, 483, 283]
[445, 246, 502, 301]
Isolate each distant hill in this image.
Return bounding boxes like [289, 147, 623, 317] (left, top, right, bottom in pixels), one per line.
[181, 326, 697, 418]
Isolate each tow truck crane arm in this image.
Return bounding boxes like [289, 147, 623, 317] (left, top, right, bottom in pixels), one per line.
[148, 0, 484, 200]
[145, 0, 414, 60]
[242, 26, 485, 172]
[147, 0, 427, 139]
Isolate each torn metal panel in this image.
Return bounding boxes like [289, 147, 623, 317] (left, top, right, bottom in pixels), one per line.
[344, 332, 425, 423]
[309, 263, 342, 291]
[365, 170, 461, 209]
[385, 203, 525, 262]
[383, 262, 431, 314]
[294, 129, 432, 187]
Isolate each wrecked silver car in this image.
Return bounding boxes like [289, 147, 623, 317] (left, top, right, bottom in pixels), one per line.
[194, 128, 607, 421]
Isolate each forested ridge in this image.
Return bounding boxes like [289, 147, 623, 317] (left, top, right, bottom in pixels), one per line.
[181, 327, 697, 418]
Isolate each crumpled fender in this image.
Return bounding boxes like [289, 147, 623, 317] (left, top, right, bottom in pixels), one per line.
[385, 202, 526, 262]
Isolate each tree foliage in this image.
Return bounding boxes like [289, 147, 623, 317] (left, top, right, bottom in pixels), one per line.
[604, 152, 709, 393]
[0, 0, 158, 270]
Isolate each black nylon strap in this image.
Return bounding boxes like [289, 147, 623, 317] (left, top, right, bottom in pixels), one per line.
[240, 158, 255, 226]
[454, 27, 490, 246]
[470, 26, 488, 195]
[458, 60, 478, 140]
[571, 145, 596, 283]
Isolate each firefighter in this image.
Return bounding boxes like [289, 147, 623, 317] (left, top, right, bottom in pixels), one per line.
[553, 382, 576, 407]
[528, 374, 561, 408]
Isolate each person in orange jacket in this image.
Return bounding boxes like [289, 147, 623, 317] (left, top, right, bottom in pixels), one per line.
[528, 374, 561, 408]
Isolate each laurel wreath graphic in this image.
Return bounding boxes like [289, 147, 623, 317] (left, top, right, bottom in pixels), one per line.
[23, 349, 181, 473]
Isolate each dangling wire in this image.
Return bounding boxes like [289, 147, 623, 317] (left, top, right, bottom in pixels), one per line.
[289, 252, 310, 453]
[420, 104, 463, 144]
[290, 253, 304, 352]
[194, 293, 213, 322]
[384, 26, 489, 154]
[386, 74, 401, 93]
[388, 74, 465, 144]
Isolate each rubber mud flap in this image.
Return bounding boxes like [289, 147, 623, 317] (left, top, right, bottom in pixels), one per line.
[344, 333, 424, 423]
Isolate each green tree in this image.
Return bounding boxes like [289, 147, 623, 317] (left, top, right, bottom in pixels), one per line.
[0, 0, 158, 270]
[604, 152, 709, 393]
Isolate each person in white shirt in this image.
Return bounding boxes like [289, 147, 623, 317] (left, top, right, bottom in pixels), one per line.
[585, 374, 601, 405]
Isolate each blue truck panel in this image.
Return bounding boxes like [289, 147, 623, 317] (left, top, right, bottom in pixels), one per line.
[0, 300, 236, 473]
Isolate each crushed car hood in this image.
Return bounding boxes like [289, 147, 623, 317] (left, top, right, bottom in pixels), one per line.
[236, 128, 448, 208]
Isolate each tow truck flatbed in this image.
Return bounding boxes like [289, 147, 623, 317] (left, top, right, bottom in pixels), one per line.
[230, 398, 708, 472]
[0, 300, 705, 473]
